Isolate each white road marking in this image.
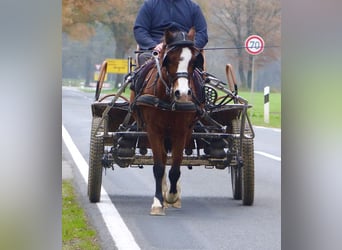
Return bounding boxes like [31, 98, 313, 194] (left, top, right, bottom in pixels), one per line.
[255, 150, 281, 162]
[62, 125, 141, 250]
[254, 125, 281, 133]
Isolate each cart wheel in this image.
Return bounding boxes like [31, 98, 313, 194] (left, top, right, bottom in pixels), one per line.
[231, 119, 254, 205]
[231, 165, 242, 200]
[88, 117, 104, 203]
[231, 119, 242, 200]
[241, 136, 254, 206]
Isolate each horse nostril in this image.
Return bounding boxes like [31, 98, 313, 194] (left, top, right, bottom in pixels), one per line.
[174, 90, 181, 98]
[187, 89, 192, 96]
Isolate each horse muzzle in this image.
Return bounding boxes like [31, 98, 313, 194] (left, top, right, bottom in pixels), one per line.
[172, 72, 193, 102]
[173, 88, 193, 102]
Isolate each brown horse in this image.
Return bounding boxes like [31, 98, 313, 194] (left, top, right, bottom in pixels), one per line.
[131, 28, 203, 215]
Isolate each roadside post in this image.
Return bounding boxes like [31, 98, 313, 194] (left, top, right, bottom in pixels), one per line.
[264, 86, 270, 123]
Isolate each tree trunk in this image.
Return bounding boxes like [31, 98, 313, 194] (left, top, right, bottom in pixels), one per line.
[84, 54, 92, 87]
[237, 50, 246, 88]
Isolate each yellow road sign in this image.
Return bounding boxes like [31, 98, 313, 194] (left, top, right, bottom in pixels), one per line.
[94, 71, 107, 81]
[106, 58, 128, 74]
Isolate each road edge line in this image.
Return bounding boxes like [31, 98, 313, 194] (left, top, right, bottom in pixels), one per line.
[255, 150, 281, 162]
[62, 124, 141, 250]
[254, 126, 281, 132]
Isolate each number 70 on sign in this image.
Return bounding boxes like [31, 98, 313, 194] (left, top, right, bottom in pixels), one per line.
[245, 35, 265, 55]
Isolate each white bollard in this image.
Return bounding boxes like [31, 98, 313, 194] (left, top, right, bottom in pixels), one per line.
[264, 86, 270, 123]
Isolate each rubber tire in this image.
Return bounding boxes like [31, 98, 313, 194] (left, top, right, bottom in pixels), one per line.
[231, 119, 242, 200]
[88, 117, 104, 203]
[231, 165, 242, 200]
[231, 118, 254, 205]
[241, 136, 254, 205]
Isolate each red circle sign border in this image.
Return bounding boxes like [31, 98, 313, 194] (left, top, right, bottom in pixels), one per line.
[245, 35, 265, 55]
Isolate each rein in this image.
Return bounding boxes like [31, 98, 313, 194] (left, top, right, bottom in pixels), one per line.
[152, 51, 171, 96]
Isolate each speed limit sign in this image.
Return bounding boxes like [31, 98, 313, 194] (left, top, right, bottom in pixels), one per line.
[245, 35, 265, 55]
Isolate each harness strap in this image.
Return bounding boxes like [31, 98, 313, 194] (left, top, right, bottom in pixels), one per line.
[169, 72, 189, 83]
[136, 94, 199, 112]
[152, 51, 170, 95]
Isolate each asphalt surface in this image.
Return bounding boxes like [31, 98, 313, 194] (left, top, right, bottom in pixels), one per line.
[62, 87, 281, 250]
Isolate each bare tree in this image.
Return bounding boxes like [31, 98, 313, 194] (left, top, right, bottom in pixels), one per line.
[209, 0, 280, 88]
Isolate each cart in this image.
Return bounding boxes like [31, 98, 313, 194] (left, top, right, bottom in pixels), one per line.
[88, 57, 255, 206]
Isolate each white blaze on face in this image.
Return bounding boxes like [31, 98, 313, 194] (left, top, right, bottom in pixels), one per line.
[176, 47, 192, 95]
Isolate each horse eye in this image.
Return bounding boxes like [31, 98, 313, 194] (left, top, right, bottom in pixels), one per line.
[180, 56, 184, 61]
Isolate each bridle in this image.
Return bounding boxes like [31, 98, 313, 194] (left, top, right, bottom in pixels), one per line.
[152, 50, 171, 95]
[153, 43, 198, 97]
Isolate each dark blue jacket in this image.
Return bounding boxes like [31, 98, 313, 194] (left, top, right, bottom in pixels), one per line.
[134, 0, 208, 50]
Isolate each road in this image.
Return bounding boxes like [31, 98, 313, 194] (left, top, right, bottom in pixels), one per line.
[62, 86, 281, 250]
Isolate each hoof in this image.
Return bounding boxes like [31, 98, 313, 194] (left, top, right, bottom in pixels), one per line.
[171, 198, 181, 208]
[150, 206, 165, 216]
[163, 201, 170, 208]
[150, 197, 165, 216]
[165, 192, 179, 204]
[163, 199, 181, 208]
[165, 184, 182, 208]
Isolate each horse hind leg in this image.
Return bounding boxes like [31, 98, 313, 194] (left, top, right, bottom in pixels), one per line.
[164, 133, 189, 208]
[165, 183, 182, 208]
[162, 172, 171, 208]
[165, 165, 182, 208]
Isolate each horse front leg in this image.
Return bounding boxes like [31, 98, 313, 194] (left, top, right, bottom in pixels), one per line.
[149, 136, 167, 216]
[150, 162, 166, 215]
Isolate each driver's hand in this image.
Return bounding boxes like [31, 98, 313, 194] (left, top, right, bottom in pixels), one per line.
[154, 43, 163, 52]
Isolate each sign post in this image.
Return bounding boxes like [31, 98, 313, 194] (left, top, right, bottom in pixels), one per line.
[244, 35, 265, 114]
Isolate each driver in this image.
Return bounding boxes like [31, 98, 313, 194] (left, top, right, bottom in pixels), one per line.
[133, 0, 208, 67]
[128, 0, 208, 102]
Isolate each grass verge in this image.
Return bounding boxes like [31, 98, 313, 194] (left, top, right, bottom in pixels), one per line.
[238, 91, 281, 128]
[62, 180, 100, 250]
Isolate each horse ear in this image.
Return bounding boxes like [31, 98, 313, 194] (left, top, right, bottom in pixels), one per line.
[164, 29, 173, 45]
[194, 52, 204, 71]
[188, 27, 196, 41]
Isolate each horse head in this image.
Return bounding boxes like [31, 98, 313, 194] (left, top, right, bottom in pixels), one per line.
[159, 27, 198, 103]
